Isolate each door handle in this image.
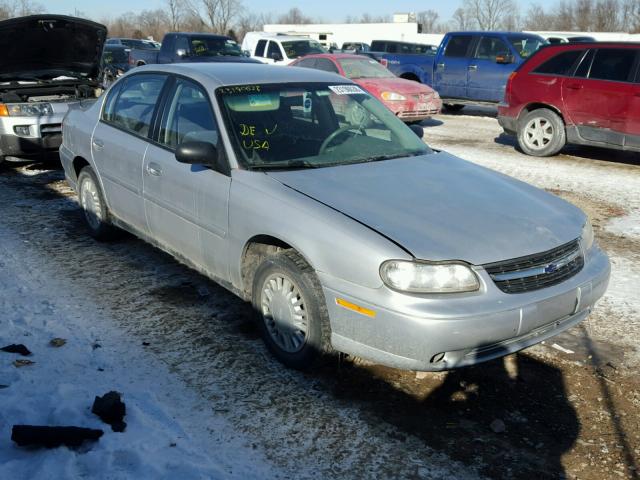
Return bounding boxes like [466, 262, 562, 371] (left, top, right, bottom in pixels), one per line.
[437, 63, 445, 69]
[565, 83, 583, 90]
[468, 65, 478, 71]
[92, 139, 104, 150]
[146, 163, 162, 176]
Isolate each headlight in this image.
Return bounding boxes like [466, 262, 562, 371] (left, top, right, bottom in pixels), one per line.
[581, 221, 594, 250]
[380, 260, 480, 293]
[0, 103, 54, 117]
[381, 91, 406, 101]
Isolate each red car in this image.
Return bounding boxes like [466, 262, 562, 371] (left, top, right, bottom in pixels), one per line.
[498, 42, 640, 156]
[290, 53, 442, 122]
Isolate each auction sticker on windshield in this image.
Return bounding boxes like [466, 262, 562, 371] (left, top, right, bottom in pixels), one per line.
[329, 85, 367, 95]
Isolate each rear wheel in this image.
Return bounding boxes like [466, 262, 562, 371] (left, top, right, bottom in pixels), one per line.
[517, 108, 566, 157]
[77, 166, 118, 240]
[443, 103, 464, 113]
[252, 250, 331, 370]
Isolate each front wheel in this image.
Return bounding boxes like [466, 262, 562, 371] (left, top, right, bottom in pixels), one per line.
[252, 250, 331, 370]
[77, 166, 118, 240]
[517, 108, 566, 157]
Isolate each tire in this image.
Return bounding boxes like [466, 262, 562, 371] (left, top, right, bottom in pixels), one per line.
[77, 166, 118, 240]
[443, 103, 464, 112]
[517, 108, 566, 157]
[252, 250, 331, 370]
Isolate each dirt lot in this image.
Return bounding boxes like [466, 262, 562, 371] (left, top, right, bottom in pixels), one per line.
[0, 109, 638, 479]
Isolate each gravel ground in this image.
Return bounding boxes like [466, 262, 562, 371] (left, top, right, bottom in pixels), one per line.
[0, 108, 638, 479]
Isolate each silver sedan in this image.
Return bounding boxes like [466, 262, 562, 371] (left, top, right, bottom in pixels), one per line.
[59, 63, 610, 371]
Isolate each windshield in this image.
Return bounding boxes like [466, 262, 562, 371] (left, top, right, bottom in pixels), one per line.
[509, 36, 547, 58]
[281, 40, 326, 59]
[217, 83, 431, 170]
[190, 36, 242, 57]
[339, 58, 394, 79]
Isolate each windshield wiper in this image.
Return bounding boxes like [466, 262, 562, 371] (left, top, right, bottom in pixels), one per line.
[248, 161, 319, 171]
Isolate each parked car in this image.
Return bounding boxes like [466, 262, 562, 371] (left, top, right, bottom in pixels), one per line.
[60, 63, 609, 372]
[0, 15, 106, 163]
[106, 37, 159, 50]
[241, 33, 326, 65]
[368, 32, 546, 111]
[129, 32, 258, 67]
[341, 42, 371, 53]
[291, 53, 441, 122]
[542, 34, 597, 44]
[370, 40, 437, 55]
[498, 42, 640, 156]
[101, 45, 130, 87]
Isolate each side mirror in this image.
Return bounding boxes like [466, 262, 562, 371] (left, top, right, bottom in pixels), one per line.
[175, 141, 218, 168]
[242, 50, 251, 57]
[496, 54, 514, 64]
[270, 52, 283, 62]
[176, 48, 188, 58]
[409, 124, 424, 138]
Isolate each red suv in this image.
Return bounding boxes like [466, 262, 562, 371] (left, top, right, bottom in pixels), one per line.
[498, 43, 640, 156]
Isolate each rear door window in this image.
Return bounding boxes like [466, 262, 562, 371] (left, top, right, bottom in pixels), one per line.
[533, 50, 585, 75]
[444, 35, 473, 58]
[588, 48, 637, 82]
[255, 39, 267, 57]
[474, 37, 510, 61]
[109, 74, 167, 137]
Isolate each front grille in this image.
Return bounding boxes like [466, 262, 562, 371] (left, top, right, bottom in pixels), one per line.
[484, 239, 584, 294]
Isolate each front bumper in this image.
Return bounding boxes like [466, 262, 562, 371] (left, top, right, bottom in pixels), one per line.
[386, 98, 443, 122]
[320, 246, 610, 371]
[0, 111, 65, 158]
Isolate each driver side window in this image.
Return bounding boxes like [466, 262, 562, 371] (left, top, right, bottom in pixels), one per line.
[475, 37, 510, 61]
[158, 79, 219, 150]
[267, 41, 283, 60]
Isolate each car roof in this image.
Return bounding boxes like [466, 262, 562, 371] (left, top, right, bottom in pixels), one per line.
[132, 63, 347, 87]
[299, 53, 365, 60]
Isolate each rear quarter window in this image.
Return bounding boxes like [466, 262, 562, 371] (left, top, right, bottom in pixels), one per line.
[533, 50, 585, 76]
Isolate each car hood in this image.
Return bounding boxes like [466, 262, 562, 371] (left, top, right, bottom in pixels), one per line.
[0, 15, 107, 80]
[267, 152, 585, 265]
[354, 77, 435, 95]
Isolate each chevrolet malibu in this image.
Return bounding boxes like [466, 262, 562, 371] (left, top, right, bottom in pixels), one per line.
[60, 64, 610, 371]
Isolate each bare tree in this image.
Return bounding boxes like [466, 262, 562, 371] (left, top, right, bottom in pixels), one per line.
[451, 7, 473, 30]
[236, 12, 271, 41]
[166, 0, 183, 31]
[621, 0, 640, 32]
[138, 9, 169, 40]
[592, 0, 620, 30]
[276, 7, 312, 24]
[463, 0, 518, 30]
[574, 0, 594, 30]
[550, 0, 575, 29]
[522, 4, 549, 29]
[417, 10, 440, 32]
[186, 0, 242, 33]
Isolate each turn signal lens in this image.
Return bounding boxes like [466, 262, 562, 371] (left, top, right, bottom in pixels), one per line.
[0, 104, 8, 116]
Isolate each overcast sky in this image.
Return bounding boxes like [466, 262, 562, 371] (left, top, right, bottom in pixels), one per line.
[49, 0, 556, 24]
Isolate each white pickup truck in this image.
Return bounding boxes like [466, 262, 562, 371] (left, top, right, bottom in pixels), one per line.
[241, 33, 326, 65]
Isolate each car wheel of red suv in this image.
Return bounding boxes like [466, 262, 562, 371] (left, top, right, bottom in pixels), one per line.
[517, 109, 566, 157]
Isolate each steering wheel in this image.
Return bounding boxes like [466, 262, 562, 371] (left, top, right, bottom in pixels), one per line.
[319, 125, 365, 155]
